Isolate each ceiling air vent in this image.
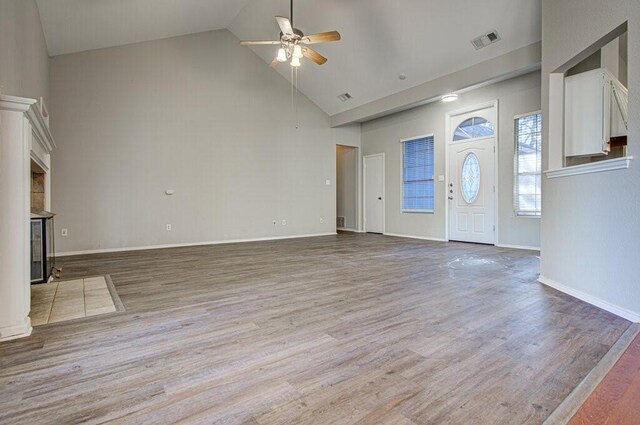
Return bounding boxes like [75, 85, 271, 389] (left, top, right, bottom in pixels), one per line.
[338, 93, 352, 102]
[471, 30, 501, 50]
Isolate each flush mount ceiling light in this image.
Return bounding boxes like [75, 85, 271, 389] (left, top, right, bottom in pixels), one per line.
[240, 0, 341, 68]
[441, 93, 459, 103]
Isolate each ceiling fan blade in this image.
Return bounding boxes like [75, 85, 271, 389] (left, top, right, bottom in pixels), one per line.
[240, 40, 281, 45]
[302, 47, 328, 65]
[301, 31, 341, 44]
[270, 57, 281, 67]
[275, 16, 294, 36]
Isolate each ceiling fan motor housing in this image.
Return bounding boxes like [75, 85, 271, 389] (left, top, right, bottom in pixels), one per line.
[280, 28, 304, 42]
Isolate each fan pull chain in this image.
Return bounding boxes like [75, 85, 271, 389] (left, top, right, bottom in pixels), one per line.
[290, 65, 299, 129]
[294, 67, 299, 129]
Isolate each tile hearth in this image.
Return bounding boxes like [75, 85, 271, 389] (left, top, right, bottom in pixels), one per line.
[31, 276, 121, 325]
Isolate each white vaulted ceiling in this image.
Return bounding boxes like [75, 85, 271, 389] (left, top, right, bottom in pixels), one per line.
[36, 0, 252, 56]
[229, 0, 541, 115]
[36, 0, 541, 116]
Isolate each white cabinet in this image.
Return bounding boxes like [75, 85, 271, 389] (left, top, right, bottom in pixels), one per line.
[564, 68, 628, 157]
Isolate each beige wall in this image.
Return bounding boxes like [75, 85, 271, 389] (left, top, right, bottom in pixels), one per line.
[541, 0, 640, 318]
[336, 145, 358, 230]
[361, 71, 541, 248]
[0, 0, 49, 101]
[50, 29, 344, 254]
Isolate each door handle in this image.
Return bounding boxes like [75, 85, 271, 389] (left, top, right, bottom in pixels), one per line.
[378, 197, 382, 200]
[448, 196, 453, 200]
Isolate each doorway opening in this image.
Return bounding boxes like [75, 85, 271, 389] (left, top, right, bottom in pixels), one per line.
[336, 145, 358, 232]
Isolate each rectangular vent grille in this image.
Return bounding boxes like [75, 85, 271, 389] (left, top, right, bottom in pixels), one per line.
[337, 216, 345, 228]
[338, 93, 352, 102]
[471, 30, 501, 50]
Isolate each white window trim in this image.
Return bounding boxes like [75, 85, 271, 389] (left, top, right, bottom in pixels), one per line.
[514, 111, 542, 217]
[400, 134, 435, 214]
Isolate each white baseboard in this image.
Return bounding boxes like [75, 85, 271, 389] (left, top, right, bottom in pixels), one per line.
[383, 232, 447, 242]
[496, 243, 540, 251]
[538, 275, 640, 323]
[57, 232, 338, 257]
[337, 228, 364, 233]
[0, 317, 32, 341]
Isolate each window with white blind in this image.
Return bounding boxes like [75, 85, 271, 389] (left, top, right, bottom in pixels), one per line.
[514, 112, 542, 216]
[401, 135, 434, 212]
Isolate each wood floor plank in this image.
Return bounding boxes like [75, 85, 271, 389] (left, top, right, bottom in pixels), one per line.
[0, 233, 631, 424]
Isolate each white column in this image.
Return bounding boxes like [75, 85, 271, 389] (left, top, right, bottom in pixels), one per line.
[0, 97, 37, 341]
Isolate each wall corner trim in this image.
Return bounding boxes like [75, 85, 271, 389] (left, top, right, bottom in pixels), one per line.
[56, 233, 338, 257]
[545, 156, 632, 179]
[538, 275, 640, 322]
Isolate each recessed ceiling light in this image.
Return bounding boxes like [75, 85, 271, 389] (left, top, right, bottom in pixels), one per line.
[441, 93, 459, 103]
[398, 73, 407, 80]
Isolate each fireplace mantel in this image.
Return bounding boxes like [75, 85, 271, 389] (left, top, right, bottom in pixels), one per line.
[0, 94, 56, 341]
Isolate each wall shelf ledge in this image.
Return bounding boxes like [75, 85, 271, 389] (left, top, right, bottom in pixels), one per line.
[545, 156, 632, 179]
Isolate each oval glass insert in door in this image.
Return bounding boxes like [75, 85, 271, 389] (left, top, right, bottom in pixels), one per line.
[461, 153, 481, 203]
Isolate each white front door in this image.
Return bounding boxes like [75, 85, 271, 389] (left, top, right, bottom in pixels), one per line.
[447, 107, 496, 244]
[364, 154, 384, 233]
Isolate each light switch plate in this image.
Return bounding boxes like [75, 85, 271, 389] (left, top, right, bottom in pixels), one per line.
[438, 175, 445, 182]
[325, 179, 331, 185]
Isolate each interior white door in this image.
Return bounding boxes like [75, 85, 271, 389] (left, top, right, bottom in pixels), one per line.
[364, 154, 384, 233]
[447, 108, 496, 244]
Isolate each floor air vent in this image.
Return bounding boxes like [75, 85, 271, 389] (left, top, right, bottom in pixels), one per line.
[337, 216, 345, 228]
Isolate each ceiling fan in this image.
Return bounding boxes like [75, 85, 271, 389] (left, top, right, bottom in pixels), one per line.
[240, 0, 341, 67]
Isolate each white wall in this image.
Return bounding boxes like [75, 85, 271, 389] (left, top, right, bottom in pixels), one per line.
[541, 0, 640, 319]
[50, 29, 345, 254]
[336, 145, 358, 230]
[361, 72, 541, 247]
[0, 0, 49, 102]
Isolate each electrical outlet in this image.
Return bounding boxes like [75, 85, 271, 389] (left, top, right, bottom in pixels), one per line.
[166, 224, 172, 231]
[320, 218, 324, 223]
[281, 219, 287, 226]
[61, 228, 68, 237]
[325, 179, 331, 186]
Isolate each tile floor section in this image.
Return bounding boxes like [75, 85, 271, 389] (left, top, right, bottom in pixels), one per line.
[31, 276, 117, 325]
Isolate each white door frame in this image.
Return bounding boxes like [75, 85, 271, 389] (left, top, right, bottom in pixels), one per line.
[444, 100, 499, 243]
[363, 153, 385, 234]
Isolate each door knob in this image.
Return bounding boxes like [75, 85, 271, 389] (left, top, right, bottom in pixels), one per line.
[378, 197, 382, 200]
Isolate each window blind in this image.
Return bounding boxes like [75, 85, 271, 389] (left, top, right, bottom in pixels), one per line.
[514, 113, 542, 216]
[402, 136, 434, 211]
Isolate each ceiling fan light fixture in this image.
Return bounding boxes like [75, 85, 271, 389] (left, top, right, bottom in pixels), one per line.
[292, 44, 303, 59]
[290, 56, 301, 67]
[441, 93, 459, 103]
[277, 47, 288, 62]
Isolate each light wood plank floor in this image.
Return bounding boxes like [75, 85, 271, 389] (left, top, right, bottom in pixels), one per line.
[0, 233, 630, 424]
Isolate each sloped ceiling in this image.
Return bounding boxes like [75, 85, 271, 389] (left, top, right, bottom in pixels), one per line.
[36, 0, 541, 117]
[36, 0, 252, 56]
[229, 0, 541, 115]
